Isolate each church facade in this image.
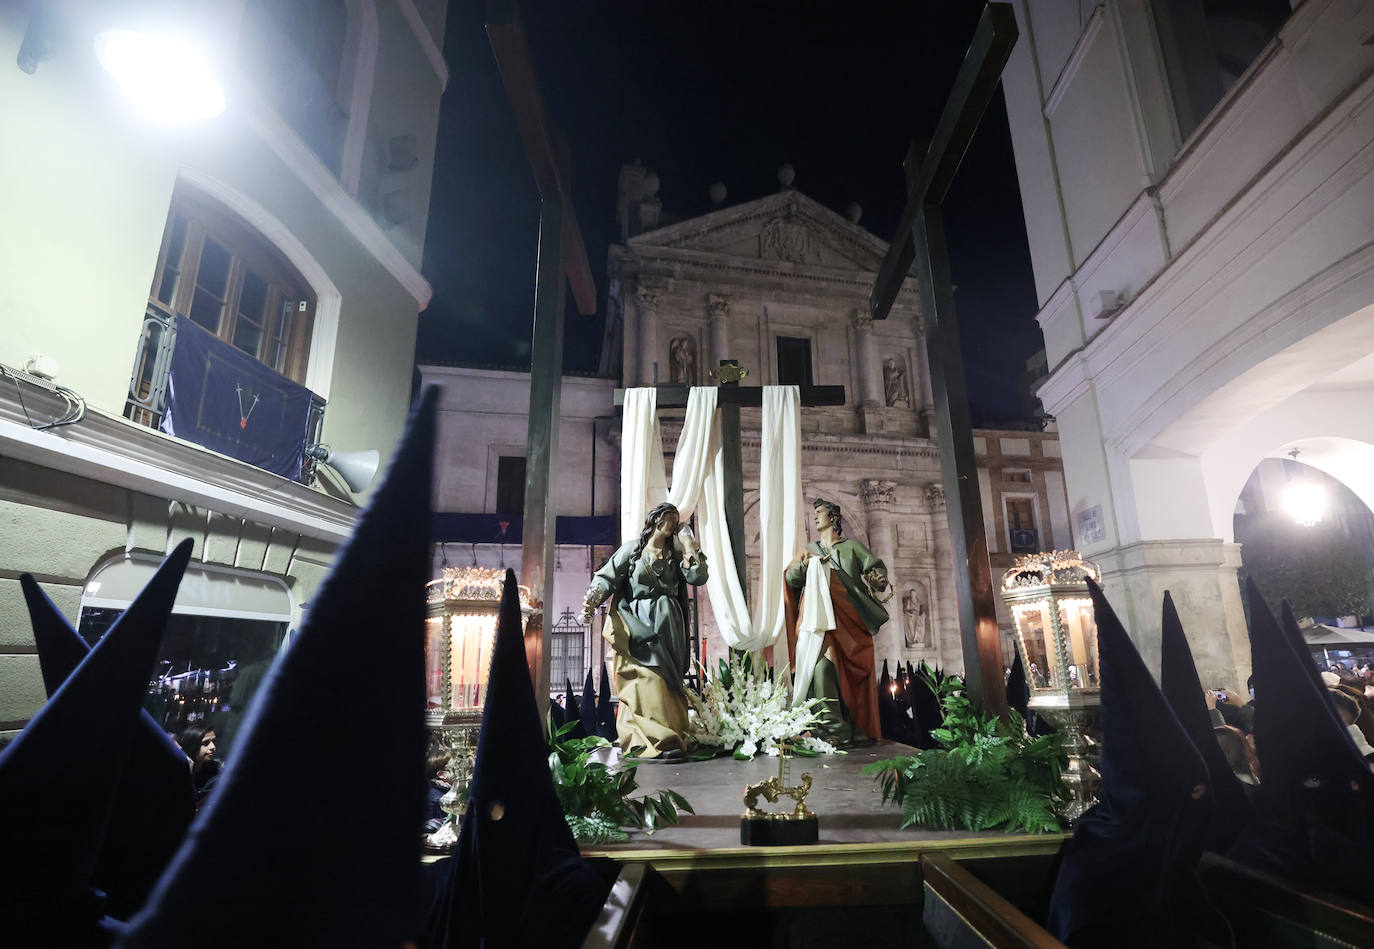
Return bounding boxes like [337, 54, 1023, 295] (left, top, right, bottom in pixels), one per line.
[424, 164, 1074, 680]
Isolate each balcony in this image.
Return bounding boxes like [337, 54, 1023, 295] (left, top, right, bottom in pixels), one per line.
[126, 303, 325, 484]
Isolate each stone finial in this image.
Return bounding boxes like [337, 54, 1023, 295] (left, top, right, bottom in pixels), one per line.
[845, 202, 862, 224]
[777, 163, 796, 188]
[643, 171, 660, 197]
[861, 479, 897, 511]
[709, 181, 727, 205]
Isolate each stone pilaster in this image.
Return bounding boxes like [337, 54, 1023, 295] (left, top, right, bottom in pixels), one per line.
[914, 317, 936, 437]
[634, 287, 660, 386]
[708, 293, 731, 373]
[852, 309, 885, 433]
[861, 478, 901, 663]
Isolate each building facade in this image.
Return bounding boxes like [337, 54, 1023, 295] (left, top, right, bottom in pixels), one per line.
[423, 165, 1074, 682]
[1001, 0, 1374, 688]
[0, 1, 448, 741]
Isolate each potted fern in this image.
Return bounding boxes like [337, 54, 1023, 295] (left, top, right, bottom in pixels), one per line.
[863, 665, 1068, 833]
[546, 718, 693, 844]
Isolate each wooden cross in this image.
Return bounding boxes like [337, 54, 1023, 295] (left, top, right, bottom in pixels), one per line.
[869, 3, 1018, 718]
[487, 0, 597, 715]
[614, 359, 843, 603]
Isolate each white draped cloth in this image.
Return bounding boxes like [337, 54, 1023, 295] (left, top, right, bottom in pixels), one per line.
[619, 385, 803, 653]
[791, 555, 835, 708]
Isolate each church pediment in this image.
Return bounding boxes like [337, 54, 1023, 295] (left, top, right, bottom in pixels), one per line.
[628, 191, 890, 273]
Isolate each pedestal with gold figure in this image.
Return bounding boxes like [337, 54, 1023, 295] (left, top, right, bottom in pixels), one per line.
[581, 502, 708, 761]
[784, 497, 891, 744]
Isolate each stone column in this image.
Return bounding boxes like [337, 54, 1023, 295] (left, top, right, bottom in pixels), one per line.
[914, 316, 936, 437]
[708, 293, 731, 373]
[861, 478, 900, 664]
[618, 286, 638, 387]
[852, 309, 884, 433]
[634, 287, 660, 386]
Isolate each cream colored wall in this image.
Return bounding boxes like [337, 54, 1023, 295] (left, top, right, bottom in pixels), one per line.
[0, 4, 429, 477]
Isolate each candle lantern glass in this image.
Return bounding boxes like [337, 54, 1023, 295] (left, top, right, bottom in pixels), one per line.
[421, 567, 535, 851]
[1001, 551, 1103, 823]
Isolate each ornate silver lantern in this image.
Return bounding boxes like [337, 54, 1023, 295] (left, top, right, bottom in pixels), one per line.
[422, 566, 534, 851]
[1000, 550, 1103, 823]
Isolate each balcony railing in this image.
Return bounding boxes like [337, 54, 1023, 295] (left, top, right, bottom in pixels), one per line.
[126, 303, 325, 484]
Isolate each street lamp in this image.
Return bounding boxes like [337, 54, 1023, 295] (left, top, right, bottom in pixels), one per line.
[1001, 550, 1103, 823]
[94, 30, 226, 122]
[1283, 449, 1325, 527]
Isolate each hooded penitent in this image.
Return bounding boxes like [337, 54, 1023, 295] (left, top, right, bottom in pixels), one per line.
[1046, 579, 1214, 948]
[597, 661, 616, 741]
[118, 388, 438, 948]
[0, 540, 192, 947]
[563, 677, 587, 740]
[21, 575, 196, 922]
[1006, 651, 1029, 723]
[1230, 581, 1372, 902]
[1158, 591, 1253, 852]
[426, 571, 609, 948]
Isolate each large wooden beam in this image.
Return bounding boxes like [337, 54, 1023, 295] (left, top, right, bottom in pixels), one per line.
[870, 4, 1018, 718]
[485, 1, 596, 315]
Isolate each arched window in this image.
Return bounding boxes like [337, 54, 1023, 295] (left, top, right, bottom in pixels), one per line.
[147, 187, 317, 383]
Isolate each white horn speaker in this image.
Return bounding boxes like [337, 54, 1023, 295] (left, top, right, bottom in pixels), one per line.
[306, 445, 379, 493]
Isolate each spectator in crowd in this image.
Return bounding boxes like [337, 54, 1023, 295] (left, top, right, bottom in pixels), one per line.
[1212, 725, 1260, 800]
[1214, 675, 1255, 733]
[176, 724, 220, 810]
[1328, 689, 1374, 763]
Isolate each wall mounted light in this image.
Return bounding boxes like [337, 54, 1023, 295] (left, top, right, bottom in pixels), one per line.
[1283, 449, 1326, 527]
[94, 30, 225, 122]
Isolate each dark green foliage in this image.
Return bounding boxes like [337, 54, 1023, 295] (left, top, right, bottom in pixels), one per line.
[1240, 514, 1373, 622]
[862, 665, 1067, 834]
[546, 717, 694, 844]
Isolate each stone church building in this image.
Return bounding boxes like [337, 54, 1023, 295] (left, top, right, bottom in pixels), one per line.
[423, 162, 1072, 681]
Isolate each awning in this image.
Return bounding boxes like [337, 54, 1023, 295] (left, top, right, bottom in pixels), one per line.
[1304, 625, 1374, 647]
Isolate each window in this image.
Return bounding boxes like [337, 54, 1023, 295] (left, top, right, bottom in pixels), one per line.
[495, 455, 527, 515]
[776, 336, 813, 388]
[149, 189, 316, 384]
[1006, 497, 1039, 554]
[1004, 469, 1032, 484]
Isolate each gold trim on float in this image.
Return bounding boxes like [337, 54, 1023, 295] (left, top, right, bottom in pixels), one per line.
[582, 832, 1068, 872]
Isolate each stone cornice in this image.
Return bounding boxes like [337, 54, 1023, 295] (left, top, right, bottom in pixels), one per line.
[0, 383, 358, 542]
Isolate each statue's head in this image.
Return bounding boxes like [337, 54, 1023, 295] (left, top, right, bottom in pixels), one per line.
[644, 502, 680, 538]
[812, 498, 842, 536]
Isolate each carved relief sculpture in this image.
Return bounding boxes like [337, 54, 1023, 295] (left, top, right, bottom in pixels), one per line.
[883, 356, 911, 407]
[760, 213, 818, 264]
[669, 335, 697, 385]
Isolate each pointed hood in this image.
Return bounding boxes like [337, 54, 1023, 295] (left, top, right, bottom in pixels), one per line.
[1048, 579, 1213, 945]
[433, 572, 608, 947]
[563, 678, 586, 740]
[911, 660, 944, 750]
[596, 661, 616, 741]
[1158, 591, 1252, 851]
[1230, 581, 1372, 901]
[21, 575, 195, 921]
[0, 540, 192, 945]
[1005, 651, 1029, 723]
[579, 667, 597, 732]
[120, 388, 438, 948]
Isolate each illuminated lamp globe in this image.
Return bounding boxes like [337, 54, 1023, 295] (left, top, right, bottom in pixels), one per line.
[1283, 479, 1326, 527]
[95, 30, 226, 122]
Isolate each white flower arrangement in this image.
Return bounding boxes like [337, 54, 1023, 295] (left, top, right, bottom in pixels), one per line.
[686, 652, 840, 759]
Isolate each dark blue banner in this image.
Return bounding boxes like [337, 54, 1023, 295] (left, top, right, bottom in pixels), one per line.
[161, 316, 316, 480]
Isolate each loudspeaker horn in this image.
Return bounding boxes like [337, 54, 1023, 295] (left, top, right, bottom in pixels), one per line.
[306, 445, 379, 493]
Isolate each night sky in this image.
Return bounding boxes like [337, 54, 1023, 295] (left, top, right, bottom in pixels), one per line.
[419, 1, 1043, 425]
